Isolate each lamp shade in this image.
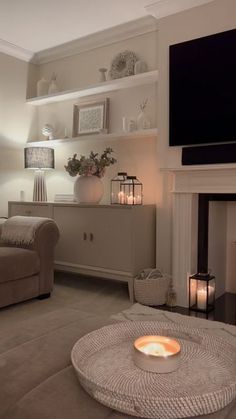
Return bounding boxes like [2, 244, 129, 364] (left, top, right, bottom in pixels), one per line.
[24, 147, 54, 170]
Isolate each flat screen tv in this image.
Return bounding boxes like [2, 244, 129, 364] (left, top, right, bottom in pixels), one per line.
[169, 29, 236, 147]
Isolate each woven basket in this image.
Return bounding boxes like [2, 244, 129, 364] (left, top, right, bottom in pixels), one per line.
[134, 276, 169, 306]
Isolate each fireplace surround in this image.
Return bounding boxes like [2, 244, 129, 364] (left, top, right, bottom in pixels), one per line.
[171, 166, 236, 307]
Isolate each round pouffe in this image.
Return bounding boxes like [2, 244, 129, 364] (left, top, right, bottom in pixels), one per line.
[74, 175, 104, 204]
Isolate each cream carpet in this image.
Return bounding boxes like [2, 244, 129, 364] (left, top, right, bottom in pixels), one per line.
[0, 276, 235, 419]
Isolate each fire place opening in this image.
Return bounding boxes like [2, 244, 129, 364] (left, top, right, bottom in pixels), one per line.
[197, 193, 236, 275]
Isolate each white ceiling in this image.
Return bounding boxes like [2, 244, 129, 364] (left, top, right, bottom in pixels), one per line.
[0, 0, 154, 54]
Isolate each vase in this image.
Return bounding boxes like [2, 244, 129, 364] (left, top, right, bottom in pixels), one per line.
[37, 77, 49, 97]
[98, 68, 107, 82]
[74, 175, 104, 204]
[134, 60, 147, 75]
[137, 110, 151, 130]
[48, 79, 59, 94]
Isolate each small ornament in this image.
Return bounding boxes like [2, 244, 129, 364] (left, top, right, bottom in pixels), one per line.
[42, 124, 54, 140]
[48, 73, 59, 94]
[137, 98, 151, 130]
[134, 60, 148, 75]
[166, 278, 177, 308]
[64, 128, 69, 139]
[98, 68, 107, 82]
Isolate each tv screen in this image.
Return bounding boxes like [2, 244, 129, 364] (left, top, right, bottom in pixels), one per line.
[169, 29, 236, 147]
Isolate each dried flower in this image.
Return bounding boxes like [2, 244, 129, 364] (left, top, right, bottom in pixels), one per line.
[139, 98, 148, 112]
[65, 147, 116, 178]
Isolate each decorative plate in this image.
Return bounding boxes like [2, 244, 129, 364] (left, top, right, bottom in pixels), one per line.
[71, 321, 236, 419]
[109, 50, 138, 79]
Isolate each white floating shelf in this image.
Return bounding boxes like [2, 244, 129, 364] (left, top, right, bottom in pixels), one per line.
[26, 128, 158, 147]
[26, 71, 158, 106]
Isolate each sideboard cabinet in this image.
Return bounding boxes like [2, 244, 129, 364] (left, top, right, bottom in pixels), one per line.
[8, 202, 156, 301]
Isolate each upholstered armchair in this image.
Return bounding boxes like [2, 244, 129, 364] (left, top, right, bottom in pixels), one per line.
[0, 216, 59, 309]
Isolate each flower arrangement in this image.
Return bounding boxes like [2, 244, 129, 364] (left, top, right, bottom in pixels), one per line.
[65, 147, 116, 178]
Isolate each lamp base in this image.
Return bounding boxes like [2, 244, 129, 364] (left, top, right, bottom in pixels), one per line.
[33, 170, 47, 201]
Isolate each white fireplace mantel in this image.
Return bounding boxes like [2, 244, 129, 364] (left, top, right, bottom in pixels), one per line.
[172, 167, 236, 194]
[170, 166, 236, 307]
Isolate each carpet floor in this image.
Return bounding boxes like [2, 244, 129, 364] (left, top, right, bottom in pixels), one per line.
[0, 273, 235, 419]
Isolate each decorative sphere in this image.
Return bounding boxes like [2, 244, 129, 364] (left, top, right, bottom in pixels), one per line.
[42, 124, 54, 140]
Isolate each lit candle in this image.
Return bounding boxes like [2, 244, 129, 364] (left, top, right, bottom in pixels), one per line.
[134, 335, 181, 373]
[127, 194, 134, 205]
[197, 288, 207, 310]
[127, 194, 137, 205]
[208, 285, 215, 304]
[118, 191, 125, 204]
[136, 194, 142, 204]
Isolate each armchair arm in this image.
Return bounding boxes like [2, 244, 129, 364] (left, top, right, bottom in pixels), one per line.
[28, 219, 60, 295]
[0, 218, 7, 245]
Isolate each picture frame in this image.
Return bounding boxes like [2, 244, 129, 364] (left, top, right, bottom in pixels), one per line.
[72, 98, 109, 137]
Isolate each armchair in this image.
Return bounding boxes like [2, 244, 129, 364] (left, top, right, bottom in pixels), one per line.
[0, 216, 59, 308]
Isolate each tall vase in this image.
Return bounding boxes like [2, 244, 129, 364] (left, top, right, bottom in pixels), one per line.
[137, 110, 151, 130]
[74, 175, 104, 204]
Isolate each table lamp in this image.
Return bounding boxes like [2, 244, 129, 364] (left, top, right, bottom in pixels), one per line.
[24, 147, 55, 201]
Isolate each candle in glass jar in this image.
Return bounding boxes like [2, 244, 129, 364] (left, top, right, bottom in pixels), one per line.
[133, 335, 181, 373]
[118, 191, 125, 204]
[197, 288, 207, 310]
[127, 194, 136, 205]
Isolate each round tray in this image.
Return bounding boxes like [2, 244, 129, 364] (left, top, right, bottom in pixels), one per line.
[71, 321, 236, 419]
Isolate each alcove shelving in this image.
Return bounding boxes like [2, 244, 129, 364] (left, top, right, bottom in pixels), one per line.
[26, 128, 158, 147]
[26, 70, 158, 106]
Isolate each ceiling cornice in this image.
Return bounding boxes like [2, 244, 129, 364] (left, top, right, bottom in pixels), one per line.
[0, 38, 34, 62]
[145, 0, 215, 19]
[33, 16, 158, 65]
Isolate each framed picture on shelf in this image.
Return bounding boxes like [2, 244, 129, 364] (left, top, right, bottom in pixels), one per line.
[73, 98, 109, 137]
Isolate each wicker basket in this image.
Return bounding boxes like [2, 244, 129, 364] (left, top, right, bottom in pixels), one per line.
[134, 276, 169, 306]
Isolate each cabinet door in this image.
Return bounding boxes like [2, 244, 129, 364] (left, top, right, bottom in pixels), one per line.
[9, 203, 51, 218]
[54, 206, 133, 272]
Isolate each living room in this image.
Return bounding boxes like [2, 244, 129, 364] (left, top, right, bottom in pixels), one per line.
[0, 1, 236, 418]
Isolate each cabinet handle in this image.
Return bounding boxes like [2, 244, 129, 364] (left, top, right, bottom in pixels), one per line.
[90, 233, 94, 242]
[83, 232, 87, 241]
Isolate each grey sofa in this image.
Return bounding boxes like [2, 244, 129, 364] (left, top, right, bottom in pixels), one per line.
[0, 216, 59, 308]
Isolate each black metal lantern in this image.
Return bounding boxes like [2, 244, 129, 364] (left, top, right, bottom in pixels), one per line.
[189, 273, 215, 313]
[120, 176, 143, 205]
[110, 172, 127, 204]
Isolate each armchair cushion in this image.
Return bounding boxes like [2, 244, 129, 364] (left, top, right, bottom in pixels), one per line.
[0, 247, 40, 283]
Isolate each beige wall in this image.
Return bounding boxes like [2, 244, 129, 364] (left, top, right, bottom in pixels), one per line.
[0, 53, 39, 216]
[156, 0, 236, 276]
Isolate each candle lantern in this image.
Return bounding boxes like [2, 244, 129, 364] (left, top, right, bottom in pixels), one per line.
[110, 172, 127, 204]
[189, 273, 215, 313]
[121, 176, 143, 205]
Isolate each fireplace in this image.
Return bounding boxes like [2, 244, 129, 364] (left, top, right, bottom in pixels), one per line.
[171, 167, 236, 307]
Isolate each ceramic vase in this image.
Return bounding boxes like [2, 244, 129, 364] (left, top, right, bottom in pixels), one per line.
[74, 175, 104, 204]
[37, 78, 49, 96]
[137, 110, 151, 130]
[48, 79, 59, 94]
[98, 68, 107, 82]
[134, 60, 147, 75]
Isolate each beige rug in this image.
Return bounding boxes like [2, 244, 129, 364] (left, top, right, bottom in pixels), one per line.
[0, 302, 235, 419]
